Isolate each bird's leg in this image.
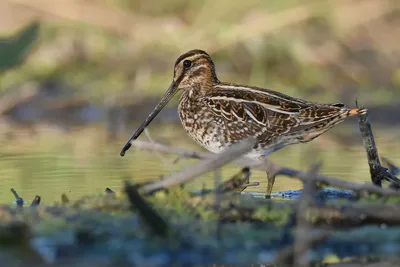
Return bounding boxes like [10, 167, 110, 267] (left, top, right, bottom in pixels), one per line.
[265, 170, 276, 199]
[259, 155, 278, 199]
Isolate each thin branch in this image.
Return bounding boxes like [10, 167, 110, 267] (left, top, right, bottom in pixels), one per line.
[29, 195, 41, 207]
[10, 188, 24, 207]
[61, 193, 69, 204]
[216, 167, 252, 193]
[133, 140, 216, 161]
[241, 182, 259, 189]
[132, 140, 400, 197]
[105, 187, 115, 194]
[382, 157, 400, 176]
[144, 128, 175, 175]
[141, 137, 256, 195]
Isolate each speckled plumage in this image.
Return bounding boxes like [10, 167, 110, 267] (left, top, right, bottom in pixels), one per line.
[175, 50, 366, 160]
[120, 49, 367, 196]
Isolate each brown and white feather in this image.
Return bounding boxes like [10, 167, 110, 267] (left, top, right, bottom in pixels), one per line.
[174, 49, 366, 159]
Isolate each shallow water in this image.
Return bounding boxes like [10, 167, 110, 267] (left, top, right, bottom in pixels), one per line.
[0, 121, 399, 204]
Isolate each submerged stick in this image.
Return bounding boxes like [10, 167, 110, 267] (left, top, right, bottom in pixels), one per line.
[133, 140, 400, 197]
[10, 188, 24, 207]
[358, 112, 400, 186]
[105, 187, 115, 194]
[61, 193, 69, 204]
[141, 137, 256, 195]
[30, 195, 41, 207]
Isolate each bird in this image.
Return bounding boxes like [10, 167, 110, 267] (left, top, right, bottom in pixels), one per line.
[120, 49, 367, 197]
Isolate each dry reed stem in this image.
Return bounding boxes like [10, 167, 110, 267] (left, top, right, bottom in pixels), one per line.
[132, 140, 400, 197]
[141, 137, 256, 194]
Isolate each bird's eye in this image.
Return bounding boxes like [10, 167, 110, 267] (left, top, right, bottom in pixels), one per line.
[183, 60, 192, 68]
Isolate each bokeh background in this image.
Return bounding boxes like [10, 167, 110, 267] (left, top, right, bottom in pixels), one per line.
[0, 0, 399, 203]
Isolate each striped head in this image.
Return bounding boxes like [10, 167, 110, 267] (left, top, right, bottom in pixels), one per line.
[173, 49, 219, 91]
[120, 49, 217, 156]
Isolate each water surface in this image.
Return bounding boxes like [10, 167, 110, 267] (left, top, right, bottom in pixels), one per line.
[1, 122, 399, 204]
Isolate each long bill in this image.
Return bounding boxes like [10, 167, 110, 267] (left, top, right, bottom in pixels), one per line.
[120, 81, 179, 157]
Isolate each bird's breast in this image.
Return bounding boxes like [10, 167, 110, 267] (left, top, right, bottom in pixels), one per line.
[178, 93, 228, 153]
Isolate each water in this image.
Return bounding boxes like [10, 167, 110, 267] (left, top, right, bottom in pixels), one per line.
[0, 122, 399, 204]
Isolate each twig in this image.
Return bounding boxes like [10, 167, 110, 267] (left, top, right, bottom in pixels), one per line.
[241, 182, 259, 189]
[132, 140, 400, 197]
[124, 181, 171, 238]
[141, 137, 256, 195]
[133, 140, 214, 160]
[382, 157, 400, 176]
[29, 195, 41, 207]
[271, 165, 400, 197]
[358, 112, 400, 186]
[382, 157, 400, 190]
[10, 188, 24, 207]
[105, 187, 115, 194]
[216, 167, 252, 193]
[61, 193, 69, 204]
[144, 128, 175, 175]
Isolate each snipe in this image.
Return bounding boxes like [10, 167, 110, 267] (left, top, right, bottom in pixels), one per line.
[120, 49, 366, 197]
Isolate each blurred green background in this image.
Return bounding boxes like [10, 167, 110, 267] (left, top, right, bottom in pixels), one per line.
[0, 0, 399, 203]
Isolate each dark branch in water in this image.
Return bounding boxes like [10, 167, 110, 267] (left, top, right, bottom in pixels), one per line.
[132, 140, 400, 197]
[61, 193, 69, 204]
[105, 187, 115, 194]
[10, 188, 24, 207]
[29, 195, 41, 207]
[124, 181, 171, 238]
[358, 112, 400, 186]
